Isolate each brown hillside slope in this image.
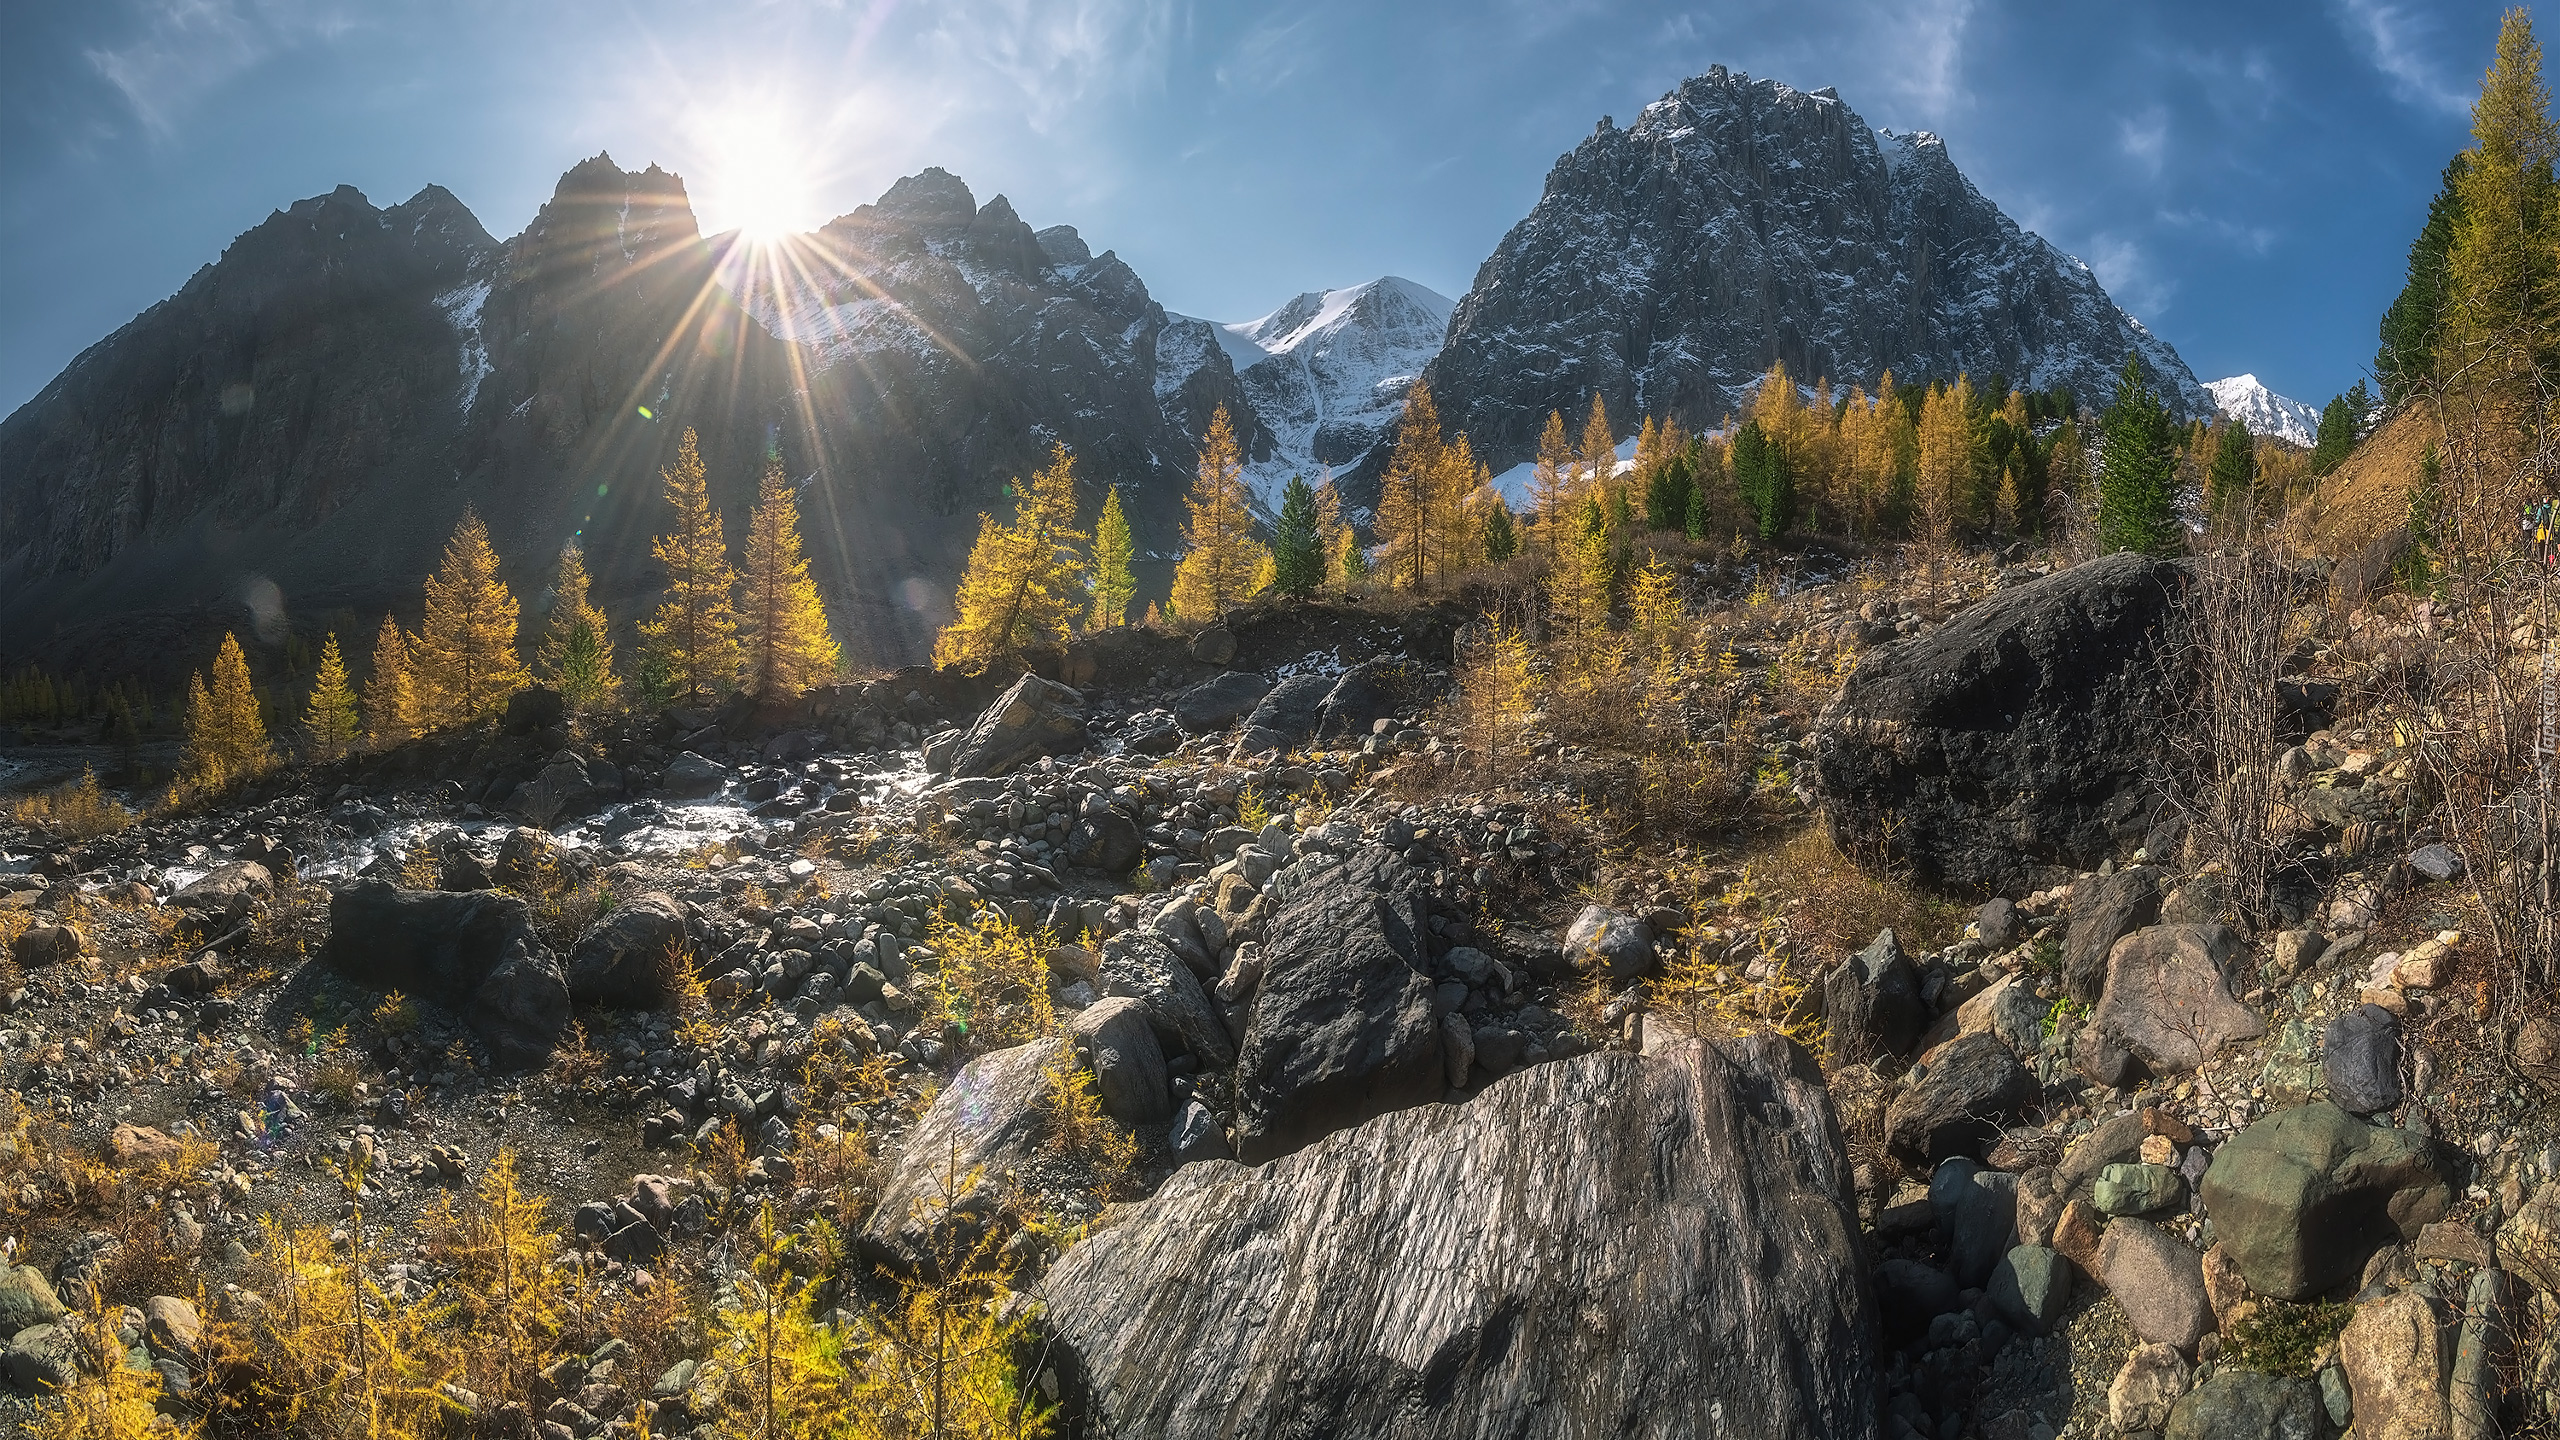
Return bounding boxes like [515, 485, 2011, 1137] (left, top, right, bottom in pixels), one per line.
[2285, 404, 2438, 587]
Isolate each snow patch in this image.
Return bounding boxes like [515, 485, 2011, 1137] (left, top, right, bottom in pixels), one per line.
[436, 279, 494, 414]
[2204, 374, 2320, 448]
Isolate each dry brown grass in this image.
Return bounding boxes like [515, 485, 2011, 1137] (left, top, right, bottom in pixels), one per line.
[1751, 825, 1961, 971]
[2286, 406, 2438, 589]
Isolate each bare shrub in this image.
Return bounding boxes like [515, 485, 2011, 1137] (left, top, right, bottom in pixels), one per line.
[2164, 542, 2302, 927]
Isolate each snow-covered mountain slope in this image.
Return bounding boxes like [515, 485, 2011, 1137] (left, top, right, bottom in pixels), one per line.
[1423, 67, 2210, 475]
[1166, 276, 1451, 505]
[2204, 374, 2319, 448]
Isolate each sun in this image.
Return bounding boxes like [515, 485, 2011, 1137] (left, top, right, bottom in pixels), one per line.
[694, 106, 818, 241]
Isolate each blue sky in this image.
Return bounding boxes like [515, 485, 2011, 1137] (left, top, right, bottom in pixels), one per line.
[0, 0, 2517, 417]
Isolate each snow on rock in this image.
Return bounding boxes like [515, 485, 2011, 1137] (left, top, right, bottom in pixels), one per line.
[1187, 277, 1454, 507]
[2204, 374, 2319, 448]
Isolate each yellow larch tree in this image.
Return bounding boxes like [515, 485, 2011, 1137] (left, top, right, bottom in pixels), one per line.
[1529, 408, 1577, 559]
[737, 455, 842, 700]
[302, 633, 358, 761]
[639, 426, 741, 705]
[1376, 382, 1465, 590]
[1086, 482, 1136, 632]
[1915, 376, 1981, 547]
[413, 508, 529, 728]
[360, 613, 419, 750]
[182, 631, 268, 789]
[938, 444, 1086, 669]
[1578, 391, 1616, 498]
[1313, 473, 1348, 582]
[424, 1148, 569, 1419]
[1167, 405, 1270, 620]
[537, 540, 619, 716]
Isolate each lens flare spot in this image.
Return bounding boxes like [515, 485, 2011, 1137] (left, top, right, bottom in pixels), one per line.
[637, 405, 654, 420]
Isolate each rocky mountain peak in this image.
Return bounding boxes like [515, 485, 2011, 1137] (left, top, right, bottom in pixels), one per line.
[1420, 68, 2208, 472]
[866, 166, 977, 224]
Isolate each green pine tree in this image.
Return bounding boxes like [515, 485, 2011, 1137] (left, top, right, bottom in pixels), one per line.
[1731, 420, 1793, 541]
[2096, 355, 2183, 556]
[1481, 500, 1519, 562]
[1271, 475, 1326, 598]
[2206, 420, 2257, 528]
[2310, 394, 2357, 476]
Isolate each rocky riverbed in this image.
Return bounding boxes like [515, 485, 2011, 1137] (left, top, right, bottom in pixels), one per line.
[0, 570, 2547, 1439]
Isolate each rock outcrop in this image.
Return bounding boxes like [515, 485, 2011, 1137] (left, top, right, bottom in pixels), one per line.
[318, 880, 568, 1070]
[1811, 552, 2191, 894]
[1040, 1035, 1876, 1439]
[1234, 847, 1449, 1162]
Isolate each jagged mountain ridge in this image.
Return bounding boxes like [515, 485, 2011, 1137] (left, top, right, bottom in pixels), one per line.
[715, 168, 1271, 527]
[1168, 277, 1452, 504]
[2204, 374, 2319, 448]
[0, 159, 1263, 679]
[1417, 67, 2208, 482]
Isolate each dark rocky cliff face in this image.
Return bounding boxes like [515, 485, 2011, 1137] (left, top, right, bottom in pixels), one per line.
[0, 159, 1264, 681]
[1421, 67, 2207, 472]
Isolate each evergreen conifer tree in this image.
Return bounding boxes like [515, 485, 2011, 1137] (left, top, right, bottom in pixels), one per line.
[1481, 500, 1520, 563]
[1644, 452, 1696, 532]
[537, 542, 619, 716]
[414, 508, 529, 729]
[2310, 395, 2357, 476]
[2207, 420, 2258, 527]
[2096, 355, 2183, 556]
[1271, 474, 1326, 598]
[303, 633, 358, 761]
[1731, 420, 1793, 541]
[1087, 484, 1136, 630]
[1167, 406, 1270, 619]
[2377, 156, 2469, 406]
[639, 427, 741, 705]
[361, 613, 418, 750]
[737, 456, 842, 700]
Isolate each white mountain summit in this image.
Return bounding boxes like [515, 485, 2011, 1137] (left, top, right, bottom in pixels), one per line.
[2203, 374, 2320, 448]
[1169, 276, 1454, 504]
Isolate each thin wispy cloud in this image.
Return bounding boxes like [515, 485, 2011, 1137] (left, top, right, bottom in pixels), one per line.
[923, 0, 1182, 129]
[2117, 108, 2169, 176]
[2331, 0, 2475, 117]
[86, 0, 355, 136]
[2085, 233, 2173, 318]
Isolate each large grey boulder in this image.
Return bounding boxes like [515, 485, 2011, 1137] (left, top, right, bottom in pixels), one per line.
[319, 880, 568, 1071]
[1098, 929, 1234, 1070]
[1884, 1032, 2041, 1165]
[944, 673, 1089, 778]
[1314, 659, 1409, 740]
[1063, 812, 1144, 875]
[2099, 1216, 2213, 1349]
[2089, 923, 2264, 1076]
[859, 1037, 1067, 1276]
[2324, 1004, 2403, 1116]
[1562, 904, 1654, 980]
[1236, 673, 1332, 755]
[563, 892, 690, 1008]
[1071, 997, 1171, 1124]
[1811, 552, 2190, 894]
[2063, 866, 2162, 1002]
[1040, 1035, 1877, 1439]
[1234, 846, 1448, 1163]
[1824, 927, 1925, 1066]
[0, 1266, 65, 1334]
[1172, 672, 1272, 733]
[662, 751, 727, 798]
[2164, 1370, 2321, 1440]
[2199, 1102, 2456, 1300]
